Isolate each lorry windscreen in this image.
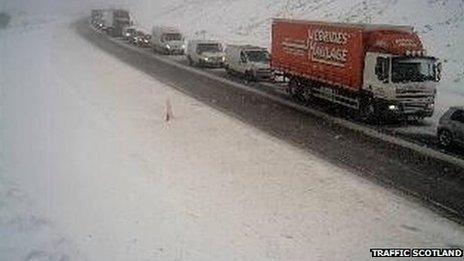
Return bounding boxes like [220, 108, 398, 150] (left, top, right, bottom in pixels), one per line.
[197, 44, 221, 54]
[245, 50, 270, 63]
[391, 57, 436, 83]
[163, 33, 182, 42]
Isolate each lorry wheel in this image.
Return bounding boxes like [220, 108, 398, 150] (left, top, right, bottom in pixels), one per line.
[288, 78, 297, 95]
[245, 71, 255, 82]
[359, 102, 377, 123]
[438, 130, 453, 148]
[288, 78, 304, 101]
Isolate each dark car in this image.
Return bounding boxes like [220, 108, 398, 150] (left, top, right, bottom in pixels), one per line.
[129, 31, 145, 45]
[437, 106, 464, 148]
[139, 34, 151, 48]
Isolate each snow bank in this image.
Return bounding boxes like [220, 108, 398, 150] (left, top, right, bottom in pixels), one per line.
[1, 14, 464, 260]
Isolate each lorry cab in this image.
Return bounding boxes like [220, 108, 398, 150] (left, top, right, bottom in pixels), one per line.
[151, 26, 185, 55]
[186, 40, 225, 68]
[361, 28, 441, 118]
[363, 52, 440, 118]
[225, 45, 272, 81]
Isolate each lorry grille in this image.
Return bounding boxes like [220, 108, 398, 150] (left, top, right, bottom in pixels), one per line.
[396, 93, 434, 101]
[395, 93, 434, 113]
[402, 103, 432, 113]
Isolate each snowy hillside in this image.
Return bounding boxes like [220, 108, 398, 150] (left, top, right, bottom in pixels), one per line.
[129, 0, 464, 97]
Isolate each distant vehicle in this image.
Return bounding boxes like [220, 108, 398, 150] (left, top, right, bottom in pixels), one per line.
[122, 26, 136, 41]
[130, 31, 150, 47]
[102, 9, 131, 37]
[271, 19, 441, 121]
[224, 45, 272, 81]
[90, 9, 103, 27]
[140, 34, 151, 48]
[151, 26, 185, 54]
[186, 40, 225, 68]
[437, 106, 464, 148]
[129, 30, 143, 44]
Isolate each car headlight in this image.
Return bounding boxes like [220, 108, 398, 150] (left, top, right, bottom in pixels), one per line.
[203, 57, 209, 61]
[125, 33, 130, 37]
[165, 44, 171, 49]
[221, 56, 226, 62]
[181, 44, 186, 49]
[388, 105, 399, 110]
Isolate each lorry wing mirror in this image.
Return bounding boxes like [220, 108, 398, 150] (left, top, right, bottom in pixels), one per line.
[375, 57, 390, 83]
[240, 52, 247, 63]
[436, 62, 442, 82]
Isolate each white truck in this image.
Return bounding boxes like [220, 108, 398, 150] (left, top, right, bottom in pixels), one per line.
[186, 40, 225, 68]
[151, 26, 185, 55]
[224, 45, 272, 81]
[100, 9, 112, 31]
[101, 9, 131, 37]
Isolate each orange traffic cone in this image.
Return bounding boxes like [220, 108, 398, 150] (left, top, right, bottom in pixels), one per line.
[165, 98, 173, 122]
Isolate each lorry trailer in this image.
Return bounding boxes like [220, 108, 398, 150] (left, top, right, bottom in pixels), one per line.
[271, 19, 441, 120]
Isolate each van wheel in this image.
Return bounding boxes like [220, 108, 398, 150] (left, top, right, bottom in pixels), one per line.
[438, 130, 453, 148]
[358, 101, 377, 123]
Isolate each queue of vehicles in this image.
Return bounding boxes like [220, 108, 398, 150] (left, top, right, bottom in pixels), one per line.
[89, 9, 463, 149]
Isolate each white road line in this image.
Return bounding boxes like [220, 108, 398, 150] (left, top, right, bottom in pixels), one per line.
[89, 25, 464, 169]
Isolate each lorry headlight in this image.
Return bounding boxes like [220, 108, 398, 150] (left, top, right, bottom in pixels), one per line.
[388, 105, 399, 110]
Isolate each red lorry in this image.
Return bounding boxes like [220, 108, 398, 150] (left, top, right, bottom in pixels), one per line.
[271, 19, 441, 120]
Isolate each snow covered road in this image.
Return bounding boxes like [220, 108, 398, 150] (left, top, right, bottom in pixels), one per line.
[1, 16, 464, 260]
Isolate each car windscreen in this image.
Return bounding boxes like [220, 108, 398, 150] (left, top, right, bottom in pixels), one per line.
[197, 43, 222, 54]
[163, 33, 182, 42]
[245, 50, 270, 63]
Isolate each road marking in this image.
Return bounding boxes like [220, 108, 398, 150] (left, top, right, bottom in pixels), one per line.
[88, 25, 464, 169]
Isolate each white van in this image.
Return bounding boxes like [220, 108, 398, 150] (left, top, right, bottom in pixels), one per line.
[224, 45, 272, 81]
[151, 26, 185, 55]
[186, 40, 225, 68]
